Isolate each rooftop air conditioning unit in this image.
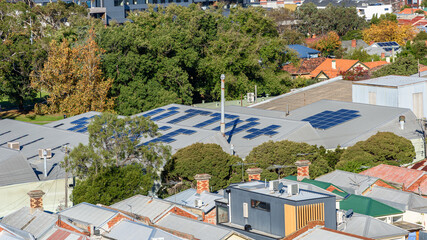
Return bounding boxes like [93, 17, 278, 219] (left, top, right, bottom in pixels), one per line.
[288, 184, 299, 196]
[7, 142, 20, 151]
[38, 148, 52, 159]
[247, 93, 255, 103]
[194, 199, 203, 208]
[269, 180, 279, 192]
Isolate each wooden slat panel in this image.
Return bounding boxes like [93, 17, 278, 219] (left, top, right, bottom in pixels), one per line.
[284, 204, 297, 236]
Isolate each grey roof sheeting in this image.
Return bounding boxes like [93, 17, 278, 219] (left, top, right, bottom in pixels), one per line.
[59, 202, 117, 227]
[285, 100, 422, 149]
[0, 147, 38, 187]
[339, 213, 408, 239]
[316, 170, 379, 195]
[0, 223, 34, 240]
[341, 40, 369, 53]
[354, 75, 427, 87]
[279, 178, 345, 200]
[156, 213, 246, 240]
[364, 186, 427, 213]
[110, 195, 173, 221]
[0, 119, 88, 181]
[104, 219, 184, 240]
[293, 227, 368, 240]
[165, 188, 224, 213]
[0, 207, 57, 239]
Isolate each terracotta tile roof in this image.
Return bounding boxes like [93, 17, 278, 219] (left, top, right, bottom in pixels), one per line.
[309, 58, 361, 78]
[360, 164, 427, 195]
[419, 64, 427, 72]
[362, 61, 389, 69]
[282, 57, 326, 75]
[398, 8, 427, 15]
[398, 16, 427, 26]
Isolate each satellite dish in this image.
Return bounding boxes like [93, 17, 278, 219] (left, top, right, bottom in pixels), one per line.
[345, 209, 354, 218]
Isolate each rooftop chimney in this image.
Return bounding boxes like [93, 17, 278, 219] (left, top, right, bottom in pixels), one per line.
[194, 174, 211, 194]
[381, 52, 385, 59]
[28, 190, 45, 214]
[351, 39, 356, 48]
[331, 60, 336, 70]
[369, 41, 374, 46]
[246, 168, 263, 181]
[295, 160, 311, 181]
[220, 74, 225, 136]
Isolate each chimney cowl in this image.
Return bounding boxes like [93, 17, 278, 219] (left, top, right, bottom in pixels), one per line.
[194, 174, 212, 181]
[295, 160, 311, 167]
[28, 190, 45, 199]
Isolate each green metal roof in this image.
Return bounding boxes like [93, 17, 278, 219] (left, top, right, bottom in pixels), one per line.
[339, 194, 404, 217]
[284, 176, 349, 197]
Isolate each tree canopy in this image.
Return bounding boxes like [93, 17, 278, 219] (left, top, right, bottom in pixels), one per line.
[363, 20, 416, 46]
[336, 132, 415, 172]
[372, 55, 418, 77]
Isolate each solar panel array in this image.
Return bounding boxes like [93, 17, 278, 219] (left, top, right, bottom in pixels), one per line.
[67, 116, 96, 133]
[377, 42, 399, 47]
[302, 109, 360, 129]
[143, 128, 196, 145]
[384, 47, 399, 52]
[243, 125, 280, 139]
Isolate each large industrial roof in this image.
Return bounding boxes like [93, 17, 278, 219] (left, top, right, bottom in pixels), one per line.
[285, 100, 422, 148]
[353, 75, 427, 87]
[0, 147, 38, 187]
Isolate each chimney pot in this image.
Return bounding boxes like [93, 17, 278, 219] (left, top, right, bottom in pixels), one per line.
[194, 174, 212, 194]
[27, 190, 45, 213]
[331, 60, 336, 70]
[381, 52, 385, 59]
[351, 39, 357, 48]
[295, 160, 311, 181]
[369, 41, 374, 45]
[246, 168, 263, 181]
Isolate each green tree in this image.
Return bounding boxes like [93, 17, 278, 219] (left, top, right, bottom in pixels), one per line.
[336, 132, 415, 172]
[373, 55, 418, 77]
[344, 48, 380, 62]
[67, 113, 171, 203]
[162, 143, 241, 193]
[414, 31, 427, 41]
[370, 13, 397, 25]
[342, 30, 363, 40]
[398, 40, 427, 66]
[245, 140, 333, 179]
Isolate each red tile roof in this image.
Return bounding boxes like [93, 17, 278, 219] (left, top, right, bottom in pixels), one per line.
[310, 59, 363, 78]
[360, 164, 427, 195]
[398, 16, 427, 26]
[362, 61, 389, 69]
[399, 8, 427, 14]
[282, 57, 326, 75]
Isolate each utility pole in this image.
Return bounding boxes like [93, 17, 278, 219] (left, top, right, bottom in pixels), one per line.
[220, 74, 225, 137]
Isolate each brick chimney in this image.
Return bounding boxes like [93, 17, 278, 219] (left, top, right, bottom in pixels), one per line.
[351, 39, 356, 48]
[194, 174, 211, 194]
[295, 160, 311, 181]
[369, 41, 374, 45]
[28, 190, 45, 213]
[246, 168, 263, 181]
[381, 52, 385, 59]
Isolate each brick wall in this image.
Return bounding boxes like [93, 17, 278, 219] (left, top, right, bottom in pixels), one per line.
[203, 209, 216, 225]
[107, 213, 132, 229]
[56, 219, 88, 236]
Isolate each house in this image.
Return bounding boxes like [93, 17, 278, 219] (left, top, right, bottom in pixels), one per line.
[342, 39, 369, 53]
[284, 222, 374, 240]
[338, 213, 409, 240]
[215, 163, 337, 239]
[316, 169, 395, 195]
[282, 57, 326, 79]
[287, 45, 321, 59]
[155, 213, 253, 240]
[360, 164, 427, 197]
[362, 60, 389, 71]
[364, 42, 401, 58]
[164, 174, 224, 224]
[309, 59, 369, 80]
[352, 75, 427, 119]
[364, 186, 427, 228]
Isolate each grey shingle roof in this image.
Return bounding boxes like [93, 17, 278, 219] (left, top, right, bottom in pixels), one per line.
[110, 195, 173, 221]
[316, 170, 379, 195]
[339, 213, 408, 239]
[156, 213, 241, 240]
[0, 207, 56, 239]
[0, 147, 38, 187]
[104, 219, 183, 240]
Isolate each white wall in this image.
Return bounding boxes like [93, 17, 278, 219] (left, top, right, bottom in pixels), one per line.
[0, 178, 73, 217]
[403, 210, 427, 229]
[352, 84, 399, 106]
[357, 4, 393, 21]
[398, 82, 427, 119]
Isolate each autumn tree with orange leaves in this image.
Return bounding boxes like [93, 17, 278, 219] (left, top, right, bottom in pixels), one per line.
[309, 31, 342, 56]
[31, 30, 114, 116]
[363, 20, 416, 46]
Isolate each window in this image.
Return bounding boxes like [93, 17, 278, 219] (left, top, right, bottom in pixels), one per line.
[251, 199, 270, 212]
[114, 0, 123, 6]
[384, 8, 389, 10]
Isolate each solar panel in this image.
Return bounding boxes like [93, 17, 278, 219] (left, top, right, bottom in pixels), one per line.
[246, 118, 260, 122]
[143, 128, 196, 145]
[142, 108, 165, 117]
[67, 125, 85, 131]
[225, 122, 259, 136]
[151, 110, 179, 121]
[302, 109, 360, 129]
[243, 125, 280, 139]
[212, 119, 244, 131]
[158, 126, 172, 131]
[210, 113, 239, 119]
[193, 116, 221, 128]
[168, 106, 179, 110]
[76, 127, 88, 133]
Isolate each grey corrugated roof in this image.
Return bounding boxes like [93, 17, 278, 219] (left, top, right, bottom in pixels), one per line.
[341, 40, 369, 53]
[38, 226, 89, 240]
[294, 227, 367, 240]
[339, 213, 408, 239]
[165, 189, 224, 213]
[364, 186, 427, 213]
[156, 214, 235, 240]
[316, 170, 379, 195]
[0, 223, 34, 240]
[0, 147, 38, 187]
[354, 75, 427, 87]
[0, 119, 88, 181]
[0, 207, 56, 239]
[59, 202, 117, 227]
[111, 195, 173, 221]
[104, 219, 183, 240]
[285, 100, 422, 148]
[280, 178, 345, 200]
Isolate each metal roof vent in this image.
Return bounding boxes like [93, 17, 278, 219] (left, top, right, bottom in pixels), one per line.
[195, 199, 203, 208]
[38, 149, 52, 159]
[7, 142, 20, 151]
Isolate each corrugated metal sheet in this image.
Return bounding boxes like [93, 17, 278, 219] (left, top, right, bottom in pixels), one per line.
[355, 75, 427, 87]
[111, 195, 172, 221]
[360, 164, 424, 190]
[105, 219, 183, 240]
[59, 203, 117, 227]
[165, 189, 224, 213]
[316, 170, 378, 195]
[0, 148, 38, 187]
[295, 228, 369, 240]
